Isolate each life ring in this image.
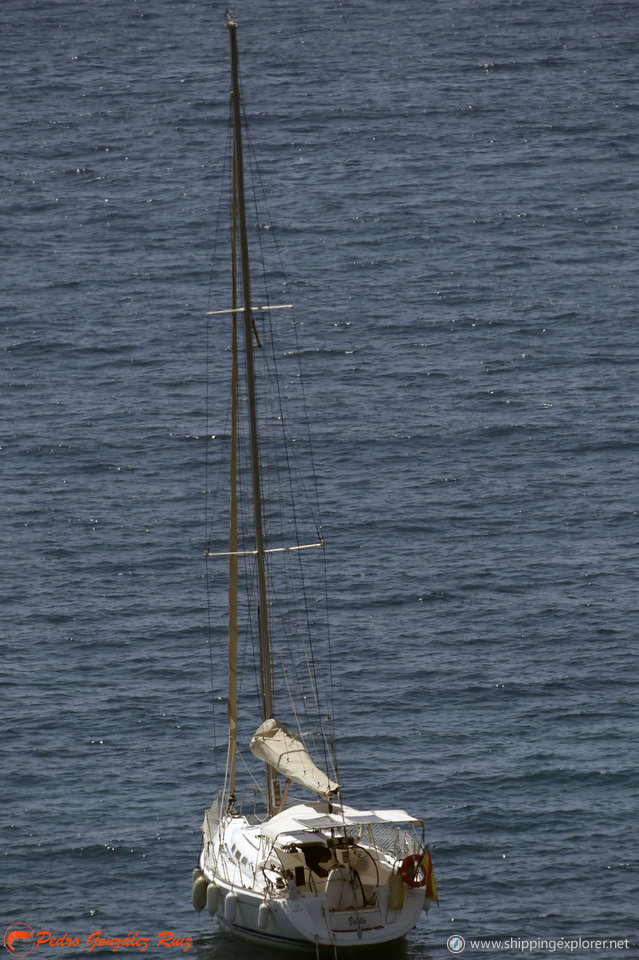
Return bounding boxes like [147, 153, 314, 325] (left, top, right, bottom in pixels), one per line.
[398, 853, 427, 888]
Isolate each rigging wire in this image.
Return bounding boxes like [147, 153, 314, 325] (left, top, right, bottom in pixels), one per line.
[205, 104, 235, 792]
[204, 44, 339, 805]
[242, 106, 338, 779]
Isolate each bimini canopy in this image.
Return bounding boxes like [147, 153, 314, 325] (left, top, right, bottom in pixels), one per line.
[259, 801, 422, 840]
[250, 718, 339, 799]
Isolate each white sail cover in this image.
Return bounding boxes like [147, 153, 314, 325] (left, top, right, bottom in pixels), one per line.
[250, 718, 339, 798]
[259, 801, 422, 840]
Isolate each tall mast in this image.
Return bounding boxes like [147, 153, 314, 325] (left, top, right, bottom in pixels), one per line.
[227, 139, 239, 798]
[227, 18, 277, 814]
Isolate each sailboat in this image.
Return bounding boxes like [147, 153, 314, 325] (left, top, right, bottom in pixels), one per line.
[192, 16, 438, 949]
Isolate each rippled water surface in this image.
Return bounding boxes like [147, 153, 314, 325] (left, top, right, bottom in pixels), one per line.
[3, 1, 638, 958]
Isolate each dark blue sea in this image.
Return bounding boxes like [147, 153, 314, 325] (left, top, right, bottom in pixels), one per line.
[2, 1, 638, 958]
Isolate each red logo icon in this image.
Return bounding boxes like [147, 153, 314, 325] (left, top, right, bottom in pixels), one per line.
[3, 924, 34, 956]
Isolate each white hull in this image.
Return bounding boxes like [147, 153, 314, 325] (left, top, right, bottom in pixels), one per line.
[196, 802, 431, 949]
[208, 880, 425, 949]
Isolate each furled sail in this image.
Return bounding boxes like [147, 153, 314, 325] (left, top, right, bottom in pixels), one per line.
[250, 718, 339, 798]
